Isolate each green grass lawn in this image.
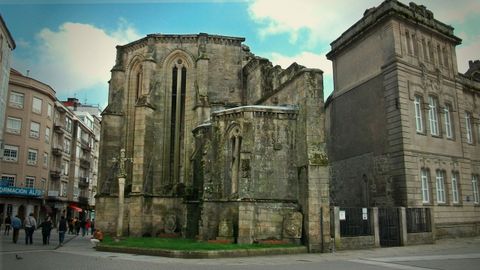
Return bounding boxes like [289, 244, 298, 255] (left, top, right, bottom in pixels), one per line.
[101, 236, 299, 251]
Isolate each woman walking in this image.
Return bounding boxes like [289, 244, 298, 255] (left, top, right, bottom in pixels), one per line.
[38, 216, 53, 245]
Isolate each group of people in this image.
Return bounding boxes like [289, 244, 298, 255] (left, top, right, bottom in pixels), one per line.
[3, 214, 102, 246]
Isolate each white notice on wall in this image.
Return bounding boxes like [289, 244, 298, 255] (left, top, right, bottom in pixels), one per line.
[362, 208, 368, 220]
[339, 210, 346, 220]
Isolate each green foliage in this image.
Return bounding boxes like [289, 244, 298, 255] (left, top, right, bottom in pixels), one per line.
[101, 236, 297, 251]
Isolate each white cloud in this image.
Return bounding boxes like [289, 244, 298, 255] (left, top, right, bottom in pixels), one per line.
[269, 51, 331, 75]
[24, 20, 141, 95]
[248, 0, 479, 47]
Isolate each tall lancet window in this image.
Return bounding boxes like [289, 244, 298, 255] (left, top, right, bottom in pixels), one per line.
[136, 68, 143, 100]
[229, 127, 242, 194]
[169, 60, 187, 183]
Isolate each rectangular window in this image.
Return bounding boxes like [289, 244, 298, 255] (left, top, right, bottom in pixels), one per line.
[27, 149, 38, 165]
[428, 96, 439, 136]
[25, 176, 35, 188]
[406, 31, 412, 55]
[451, 171, 459, 204]
[444, 104, 453, 139]
[414, 96, 424, 133]
[436, 170, 446, 203]
[421, 168, 430, 203]
[30, 121, 40, 139]
[60, 182, 67, 197]
[443, 47, 449, 67]
[64, 139, 71, 154]
[465, 112, 473, 144]
[43, 152, 48, 167]
[62, 160, 69, 176]
[9, 92, 24, 108]
[65, 117, 72, 133]
[32, 97, 42, 114]
[473, 175, 479, 204]
[45, 127, 50, 143]
[6, 117, 22, 134]
[437, 44, 443, 66]
[3, 145, 19, 162]
[47, 103, 53, 119]
[41, 178, 46, 190]
[1, 175, 15, 187]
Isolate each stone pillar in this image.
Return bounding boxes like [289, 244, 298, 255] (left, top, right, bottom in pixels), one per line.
[237, 202, 255, 244]
[333, 206, 340, 250]
[372, 207, 380, 247]
[399, 207, 408, 246]
[116, 177, 125, 238]
[131, 105, 154, 193]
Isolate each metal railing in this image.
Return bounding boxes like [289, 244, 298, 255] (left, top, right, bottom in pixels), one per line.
[339, 208, 372, 237]
[406, 208, 431, 233]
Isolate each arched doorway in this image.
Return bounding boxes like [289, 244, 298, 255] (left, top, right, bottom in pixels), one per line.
[18, 205, 25, 221]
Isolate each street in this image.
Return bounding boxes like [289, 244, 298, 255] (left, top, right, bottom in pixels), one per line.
[1, 230, 480, 270]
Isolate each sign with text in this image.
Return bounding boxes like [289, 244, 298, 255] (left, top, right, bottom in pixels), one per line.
[339, 210, 346, 220]
[0, 186, 44, 197]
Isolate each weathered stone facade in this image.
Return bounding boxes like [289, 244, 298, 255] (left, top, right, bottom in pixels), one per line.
[326, 0, 480, 238]
[97, 34, 329, 251]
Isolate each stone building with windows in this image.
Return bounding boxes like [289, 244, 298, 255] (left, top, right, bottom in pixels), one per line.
[326, 0, 480, 238]
[0, 69, 55, 223]
[0, 15, 16, 162]
[96, 34, 330, 251]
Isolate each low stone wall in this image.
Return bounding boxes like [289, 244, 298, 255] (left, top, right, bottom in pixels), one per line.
[407, 232, 434, 245]
[96, 245, 308, 258]
[336, 235, 375, 250]
[435, 222, 480, 239]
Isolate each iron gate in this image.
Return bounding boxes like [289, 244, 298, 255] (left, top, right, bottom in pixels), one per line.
[378, 208, 400, 247]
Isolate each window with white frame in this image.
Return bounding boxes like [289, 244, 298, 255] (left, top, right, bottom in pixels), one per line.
[3, 145, 19, 162]
[62, 160, 69, 176]
[30, 121, 40, 139]
[6, 117, 22, 134]
[64, 139, 71, 154]
[60, 181, 67, 197]
[465, 112, 473, 144]
[43, 152, 48, 167]
[47, 103, 52, 119]
[428, 96, 439, 136]
[436, 170, 446, 203]
[451, 171, 460, 204]
[414, 95, 424, 133]
[421, 168, 430, 203]
[444, 104, 453, 139]
[473, 175, 479, 204]
[9, 92, 24, 108]
[1, 174, 15, 187]
[25, 176, 35, 188]
[65, 117, 72, 133]
[41, 178, 46, 190]
[45, 127, 50, 143]
[32, 97, 42, 114]
[27, 149, 38, 165]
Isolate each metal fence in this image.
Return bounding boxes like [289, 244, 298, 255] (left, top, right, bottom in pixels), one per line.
[406, 208, 431, 233]
[339, 208, 372, 237]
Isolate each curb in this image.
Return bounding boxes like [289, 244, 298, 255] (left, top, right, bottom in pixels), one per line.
[95, 245, 308, 259]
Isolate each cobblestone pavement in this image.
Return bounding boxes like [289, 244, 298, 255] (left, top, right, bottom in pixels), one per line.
[1, 233, 480, 270]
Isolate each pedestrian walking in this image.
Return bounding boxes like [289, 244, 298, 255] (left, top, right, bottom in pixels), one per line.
[38, 216, 53, 245]
[80, 218, 86, 236]
[90, 219, 95, 235]
[4, 215, 11, 235]
[74, 218, 80, 235]
[58, 216, 67, 246]
[68, 218, 74, 234]
[85, 219, 91, 235]
[24, 213, 37, 245]
[11, 215, 21, 243]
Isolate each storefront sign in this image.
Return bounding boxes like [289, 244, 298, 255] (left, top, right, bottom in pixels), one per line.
[0, 186, 44, 197]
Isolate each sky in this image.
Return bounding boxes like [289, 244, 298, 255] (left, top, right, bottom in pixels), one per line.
[0, 0, 479, 110]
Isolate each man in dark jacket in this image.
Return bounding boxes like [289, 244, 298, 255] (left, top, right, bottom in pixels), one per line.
[11, 215, 21, 243]
[58, 216, 67, 246]
[38, 216, 53, 245]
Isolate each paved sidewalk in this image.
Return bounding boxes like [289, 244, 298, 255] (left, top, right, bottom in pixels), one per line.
[0, 229, 79, 253]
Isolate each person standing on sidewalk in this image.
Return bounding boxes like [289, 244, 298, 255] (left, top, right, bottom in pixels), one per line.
[24, 213, 37, 245]
[58, 216, 67, 246]
[4, 215, 11, 235]
[38, 216, 53, 245]
[11, 215, 21, 243]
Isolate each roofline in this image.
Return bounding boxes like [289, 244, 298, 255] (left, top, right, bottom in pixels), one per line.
[0, 14, 16, 50]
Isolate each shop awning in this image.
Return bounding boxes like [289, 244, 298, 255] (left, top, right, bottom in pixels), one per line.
[69, 204, 83, 212]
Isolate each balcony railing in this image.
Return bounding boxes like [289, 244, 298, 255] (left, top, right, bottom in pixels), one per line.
[52, 146, 63, 156]
[80, 158, 91, 168]
[54, 124, 65, 134]
[47, 190, 60, 197]
[79, 177, 89, 187]
[50, 168, 61, 179]
[80, 139, 91, 151]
